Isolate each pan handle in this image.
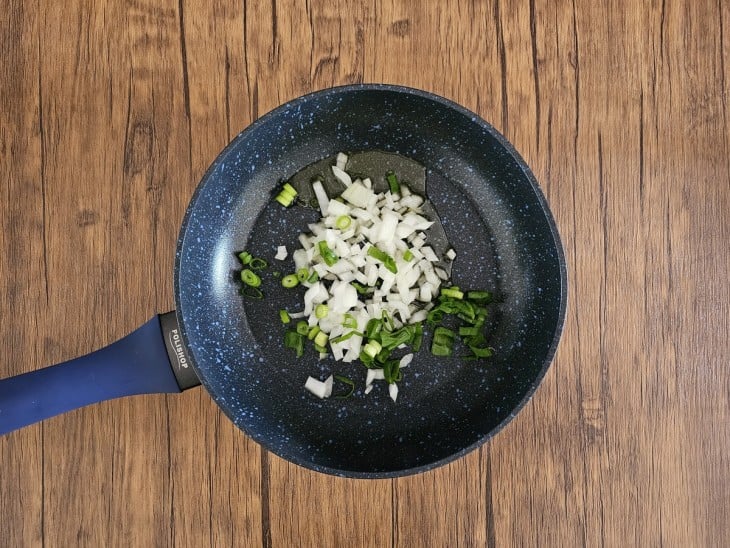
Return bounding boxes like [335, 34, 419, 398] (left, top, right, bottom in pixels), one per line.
[0, 312, 200, 436]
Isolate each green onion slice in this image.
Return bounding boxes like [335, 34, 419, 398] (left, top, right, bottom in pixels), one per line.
[315, 304, 329, 319]
[330, 330, 363, 344]
[367, 246, 397, 274]
[334, 375, 356, 399]
[318, 241, 339, 266]
[249, 257, 268, 270]
[335, 215, 352, 230]
[296, 321, 309, 336]
[240, 286, 263, 299]
[240, 269, 261, 287]
[386, 171, 400, 194]
[284, 331, 304, 357]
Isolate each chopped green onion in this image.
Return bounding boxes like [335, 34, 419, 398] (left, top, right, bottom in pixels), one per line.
[359, 350, 375, 367]
[335, 215, 352, 230]
[275, 183, 298, 207]
[363, 340, 382, 358]
[318, 241, 339, 266]
[403, 249, 414, 262]
[315, 304, 329, 319]
[431, 342, 453, 356]
[342, 313, 358, 329]
[296, 321, 309, 336]
[352, 282, 373, 294]
[241, 269, 261, 287]
[282, 274, 299, 288]
[365, 318, 383, 339]
[459, 326, 480, 337]
[467, 290, 493, 302]
[367, 246, 397, 274]
[313, 331, 328, 348]
[284, 331, 305, 357]
[386, 171, 400, 194]
[307, 271, 319, 283]
[238, 251, 252, 264]
[296, 268, 310, 283]
[240, 286, 264, 299]
[279, 310, 291, 324]
[249, 257, 268, 270]
[431, 326, 455, 356]
[307, 325, 321, 340]
[330, 330, 363, 344]
[313, 344, 328, 354]
[412, 322, 423, 352]
[282, 183, 296, 195]
[272, 270, 281, 278]
[379, 324, 417, 350]
[383, 359, 402, 384]
[433, 326, 456, 342]
[381, 310, 394, 331]
[440, 287, 464, 300]
[468, 345, 494, 358]
[334, 375, 355, 399]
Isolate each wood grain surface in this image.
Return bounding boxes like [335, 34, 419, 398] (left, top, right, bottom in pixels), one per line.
[1, 1, 728, 546]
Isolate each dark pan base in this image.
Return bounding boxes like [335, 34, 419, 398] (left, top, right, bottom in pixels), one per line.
[175, 85, 567, 478]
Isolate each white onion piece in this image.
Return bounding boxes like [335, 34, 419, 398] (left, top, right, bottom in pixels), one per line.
[421, 246, 439, 262]
[419, 284, 433, 302]
[446, 248, 456, 260]
[312, 180, 329, 216]
[388, 383, 399, 402]
[293, 249, 308, 270]
[341, 181, 372, 207]
[435, 267, 449, 280]
[304, 375, 333, 398]
[399, 354, 414, 368]
[327, 199, 351, 217]
[364, 384, 374, 395]
[366, 368, 385, 386]
[331, 165, 353, 187]
[275, 245, 288, 260]
[410, 310, 427, 323]
[335, 152, 348, 171]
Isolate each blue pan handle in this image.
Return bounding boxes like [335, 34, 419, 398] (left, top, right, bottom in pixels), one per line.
[0, 312, 200, 436]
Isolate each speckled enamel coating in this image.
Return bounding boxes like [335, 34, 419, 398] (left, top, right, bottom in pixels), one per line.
[174, 84, 567, 478]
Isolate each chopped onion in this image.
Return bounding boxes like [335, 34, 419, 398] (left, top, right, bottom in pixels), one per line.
[275, 245, 288, 260]
[304, 375, 333, 398]
[283, 154, 458, 402]
[366, 368, 385, 386]
[341, 181, 373, 208]
[312, 180, 329, 216]
[331, 165, 353, 187]
[388, 383, 399, 402]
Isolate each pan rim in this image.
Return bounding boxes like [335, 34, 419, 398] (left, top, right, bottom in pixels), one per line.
[174, 83, 568, 479]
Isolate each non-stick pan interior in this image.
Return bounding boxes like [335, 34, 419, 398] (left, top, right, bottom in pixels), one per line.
[175, 85, 566, 477]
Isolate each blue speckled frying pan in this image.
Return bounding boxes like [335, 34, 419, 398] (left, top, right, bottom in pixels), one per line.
[0, 85, 566, 478]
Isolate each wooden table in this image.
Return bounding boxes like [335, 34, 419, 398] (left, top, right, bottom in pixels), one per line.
[2, 1, 728, 546]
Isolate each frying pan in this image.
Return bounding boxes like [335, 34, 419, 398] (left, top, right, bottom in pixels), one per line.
[0, 85, 567, 478]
